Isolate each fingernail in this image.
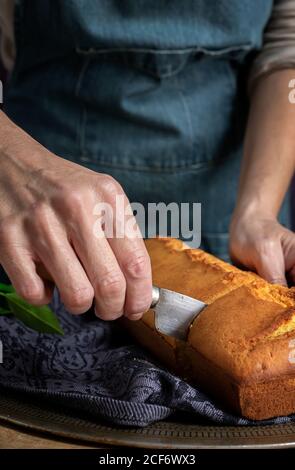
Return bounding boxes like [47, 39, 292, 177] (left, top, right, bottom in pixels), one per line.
[127, 312, 144, 321]
[270, 279, 287, 286]
[95, 308, 123, 320]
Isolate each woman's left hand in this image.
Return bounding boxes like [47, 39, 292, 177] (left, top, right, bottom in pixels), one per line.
[229, 210, 295, 286]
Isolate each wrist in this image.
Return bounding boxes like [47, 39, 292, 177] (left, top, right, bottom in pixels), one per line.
[0, 111, 54, 171]
[231, 200, 278, 231]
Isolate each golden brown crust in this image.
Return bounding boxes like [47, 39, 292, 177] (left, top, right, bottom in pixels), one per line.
[188, 285, 295, 384]
[122, 237, 295, 420]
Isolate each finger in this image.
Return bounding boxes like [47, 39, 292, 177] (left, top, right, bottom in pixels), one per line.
[109, 235, 152, 320]
[254, 238, 287, 286]
[280, 228, 295, 273]
[70, 220, 127, 321]
[93, 176, 152, 319]
[279, 228, 295, 285]
[29, 215, 94, 314]
[106, 195, 152, 319]
[0, 228, 52, 305]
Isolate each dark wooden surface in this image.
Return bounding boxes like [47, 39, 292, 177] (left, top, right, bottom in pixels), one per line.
[0, 420, 107, 449]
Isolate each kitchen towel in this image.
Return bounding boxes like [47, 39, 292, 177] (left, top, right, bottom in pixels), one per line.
[0, 289, 294, 427]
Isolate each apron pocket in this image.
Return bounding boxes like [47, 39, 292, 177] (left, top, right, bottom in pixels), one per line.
[74, 44, 249, 172]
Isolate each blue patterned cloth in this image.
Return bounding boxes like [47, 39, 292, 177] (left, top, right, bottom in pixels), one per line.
[0, 289, 294, 427]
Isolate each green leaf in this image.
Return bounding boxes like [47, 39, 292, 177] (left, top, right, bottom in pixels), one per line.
[5, 292, 64, 335]
[0, 284, 63, 334]
[0, 283, 15, 293]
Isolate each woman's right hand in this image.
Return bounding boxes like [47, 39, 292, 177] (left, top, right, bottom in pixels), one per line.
[0, 112, 152, 320]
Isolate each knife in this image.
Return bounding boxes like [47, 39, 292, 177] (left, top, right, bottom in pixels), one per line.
[150, 285, 207, 341]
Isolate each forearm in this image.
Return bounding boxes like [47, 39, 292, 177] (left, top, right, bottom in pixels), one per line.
[0, 110, 55, 168]
[233, 69, 295, 220]
[0, 111, 57, 218]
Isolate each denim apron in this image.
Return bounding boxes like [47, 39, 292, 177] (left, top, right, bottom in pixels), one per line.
[5, 0, 286, 261]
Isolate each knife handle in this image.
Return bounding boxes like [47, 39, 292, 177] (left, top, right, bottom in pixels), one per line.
[151, 285, 160, 308]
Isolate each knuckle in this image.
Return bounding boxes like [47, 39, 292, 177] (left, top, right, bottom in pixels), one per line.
[56, 187, 90, 217]
[17, 285, 45, 305]
[63, 286, 94, 311]
[123, 251, 151, 279]
[99, 175, 122, 196]
[97, 270, 126, 298]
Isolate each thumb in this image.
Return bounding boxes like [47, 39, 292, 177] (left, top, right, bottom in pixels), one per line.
[254, 238, 287, 286]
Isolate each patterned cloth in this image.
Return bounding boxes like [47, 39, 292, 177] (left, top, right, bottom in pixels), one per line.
[0, 290, 294, 427]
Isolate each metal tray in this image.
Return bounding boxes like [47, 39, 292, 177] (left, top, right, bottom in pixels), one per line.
[0, 391, 294, 449]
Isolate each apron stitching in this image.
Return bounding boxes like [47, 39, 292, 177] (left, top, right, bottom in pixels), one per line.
[75, 57, 91, 97]
[75, 45, 252, 56]
[75, 56, 91, 157]
[127, 56, 191, 79]
[70, 157, 227, 173]
[175, 75, 194, 153]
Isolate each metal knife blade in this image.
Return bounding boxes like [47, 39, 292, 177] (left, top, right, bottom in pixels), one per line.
[150, 285, 207, 341]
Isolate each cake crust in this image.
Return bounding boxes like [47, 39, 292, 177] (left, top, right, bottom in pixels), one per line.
[122, 237, 295, 420]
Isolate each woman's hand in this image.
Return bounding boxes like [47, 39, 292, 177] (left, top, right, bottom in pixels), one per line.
[230, 210, 295, 286]
[230, 70, 295, 285]
[0, 112, 152, 320]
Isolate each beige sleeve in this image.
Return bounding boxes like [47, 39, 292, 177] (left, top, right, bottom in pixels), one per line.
[249, 0, 295, 90]
[0, 0, 15, 71]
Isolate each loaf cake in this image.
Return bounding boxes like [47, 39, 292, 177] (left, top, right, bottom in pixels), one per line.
[122, 237, 295, 420]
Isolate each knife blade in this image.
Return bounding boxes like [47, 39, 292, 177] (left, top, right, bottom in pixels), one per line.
[150, 285, 207, 341]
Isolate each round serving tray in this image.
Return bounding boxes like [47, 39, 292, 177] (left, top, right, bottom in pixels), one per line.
[0, 391, 294, 449]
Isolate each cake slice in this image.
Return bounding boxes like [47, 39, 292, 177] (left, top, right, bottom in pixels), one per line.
[122, 237, 295, 420]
